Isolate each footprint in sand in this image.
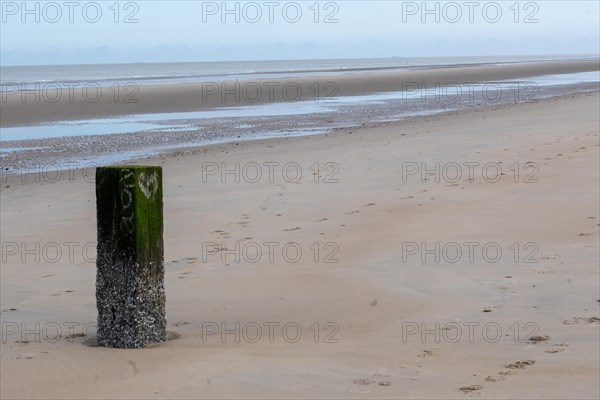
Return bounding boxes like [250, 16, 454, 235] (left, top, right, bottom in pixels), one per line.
[353, 373, 391, 387]
[16, 353, 37, 360]
[459, 385, 483, 393]
[545, 343, 568, 354]
[486, 360, 537, 382]
[525, 335, 549, 344]
[540, 255, 560, 260]
[65, 332, 86, 341]
[418, 348, 439, 358]
[563, 317, 599, 325]
[353, 377, 376, 386]
[504, 360, 536, 369]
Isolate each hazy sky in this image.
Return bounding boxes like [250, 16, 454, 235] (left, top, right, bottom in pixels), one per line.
[1, 1, 598, 65]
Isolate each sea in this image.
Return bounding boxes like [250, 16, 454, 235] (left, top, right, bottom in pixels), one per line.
[1, 55, 596, 90]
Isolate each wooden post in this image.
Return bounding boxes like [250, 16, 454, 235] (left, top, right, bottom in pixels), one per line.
[95, 166, 166, 348]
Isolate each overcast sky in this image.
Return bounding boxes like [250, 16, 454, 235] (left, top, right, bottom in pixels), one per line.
[1, 1, 598, 65]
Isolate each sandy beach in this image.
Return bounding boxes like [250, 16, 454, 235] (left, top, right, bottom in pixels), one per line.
[1, 86, 599, 399]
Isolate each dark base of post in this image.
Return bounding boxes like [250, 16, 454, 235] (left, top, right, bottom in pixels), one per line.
[95, 265, 167, 349]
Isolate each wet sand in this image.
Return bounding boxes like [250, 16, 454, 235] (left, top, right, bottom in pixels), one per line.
[2, 60, 598, 126]
[1, 91, 599, 399]
[1, 78, 598, 169]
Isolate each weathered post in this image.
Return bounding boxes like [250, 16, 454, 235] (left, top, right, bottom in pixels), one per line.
[95, 166, 166, 348]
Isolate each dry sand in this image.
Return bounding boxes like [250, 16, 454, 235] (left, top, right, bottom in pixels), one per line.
[1, 91, 599, 399]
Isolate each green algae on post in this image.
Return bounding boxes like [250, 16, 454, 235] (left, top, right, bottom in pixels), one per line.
[95, 166, 165, 349]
